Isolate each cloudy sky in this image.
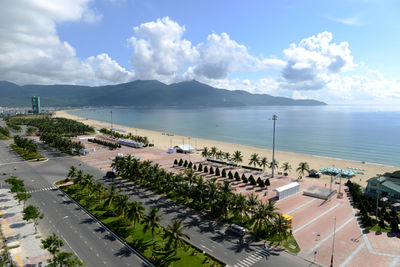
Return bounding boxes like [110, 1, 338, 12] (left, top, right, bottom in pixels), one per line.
[1, 0, 399, 104]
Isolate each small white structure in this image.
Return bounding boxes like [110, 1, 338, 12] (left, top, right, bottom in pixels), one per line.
[118, 139, 143, 148]
[274, 182, 300, 200]
[175, 144, 195, 153]
[168, 147, 177, 154]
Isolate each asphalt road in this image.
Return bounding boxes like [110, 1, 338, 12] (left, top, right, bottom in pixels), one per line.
[0, 134, 150, 266]
[0, 119, 312, 267]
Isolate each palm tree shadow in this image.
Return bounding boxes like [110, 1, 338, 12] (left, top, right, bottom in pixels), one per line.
[114, 247, 132, 258]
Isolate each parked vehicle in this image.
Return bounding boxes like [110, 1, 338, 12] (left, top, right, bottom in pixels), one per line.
[227, 224, 248, 236]
[106, 171, 116, 178]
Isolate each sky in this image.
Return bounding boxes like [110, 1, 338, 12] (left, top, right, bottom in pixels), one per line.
[1, 0, 400, 104]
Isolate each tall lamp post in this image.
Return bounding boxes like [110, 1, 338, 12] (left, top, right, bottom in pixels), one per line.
[375, 175, 386, 222]
[330, 216, 336, 267]
[271, 114, 277, 178]
[110, 110, 113, 139]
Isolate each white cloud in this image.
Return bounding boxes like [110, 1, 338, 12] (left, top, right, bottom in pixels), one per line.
[325, 14, 362, 26]
[0, 0, 131, 85]
[280, 31, 354, 90]
[128, 17, 198, 81]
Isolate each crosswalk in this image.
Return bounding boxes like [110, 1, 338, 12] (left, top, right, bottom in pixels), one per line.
[232, 247, 270, 267]
[27, 186, 58, 193]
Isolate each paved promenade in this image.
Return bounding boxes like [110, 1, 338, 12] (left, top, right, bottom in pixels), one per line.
[0, 188, 51, 266]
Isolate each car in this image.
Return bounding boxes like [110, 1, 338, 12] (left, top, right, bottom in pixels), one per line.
[227, 224, 248, 236]
[2, 172, 6, 175]
[106, 171, 116, 178]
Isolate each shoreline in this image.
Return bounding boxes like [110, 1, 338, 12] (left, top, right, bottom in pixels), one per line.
[54, 109, 399, 187]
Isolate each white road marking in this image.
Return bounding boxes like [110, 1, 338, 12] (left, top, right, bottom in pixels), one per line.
[339, 242, 365, 267]
[286, 198, 317, 215]
[293, 203, 340, 234]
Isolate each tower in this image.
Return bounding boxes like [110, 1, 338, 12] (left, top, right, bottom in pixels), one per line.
[32, 96, 40, 114]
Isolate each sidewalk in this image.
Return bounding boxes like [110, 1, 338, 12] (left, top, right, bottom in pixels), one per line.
[0, 189, 51, 266]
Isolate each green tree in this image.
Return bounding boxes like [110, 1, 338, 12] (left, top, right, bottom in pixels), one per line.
[173, 159, 178, 165]
[50, 251, 84, 267]
[221, 169, 226, 177]
[273, 215, 291, 244]
[249, 153, 260, 168]
[178, 159, 183, 166]
[15, 192, 31, 208]
[67, 166, 78, 181]
[201, 147, 210, 159]
[296, 162, 310, 178]
[198, 164, 203, 172]
[265, 178, 270, 186]
[204, 166, 208, 173]
[210, 147, 218, 159]
[23, 205, 44, 233]
[260, 157, 268, 171]
[228, 171, 233, 179]
[143, 207, 162, 240]
[210, 166, 214, 175]
[282, 162, 292, 176]
[41, 233, 63, 256]
[224, 152, 231, 162]
[232, 151, 243, 166]
[215, 167, 220, 176]
[126, 201, 145, 228]
[241, 174, 248, 183]
[164, 219, 190, 250]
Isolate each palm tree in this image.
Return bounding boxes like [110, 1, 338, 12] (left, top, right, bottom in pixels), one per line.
[115, 194, 130, 217]
[224, 152, 231, 162]
[269, 160, 279, 172]
[216, 150, 223, 160]
[247, 193, 259, 214]
[210, 147, 218, 159]
[184, 168, 196, 185]
[143, 207, 162, 240]
[296, 162, 310, 178]
[126, 201, 145, 227]
[66, 166, 77, 181]
[260, 157, 268, 171]
[201, 147, 210, 159]
[233, 194, 248, 224]
[249, 153, 260, 168]
[273, 214, 291, 244]
[282, 162, 292, 175]
[104, 185, 118, 208]
[164, 219, 190, 250]
[73, 169, 84, 184]
[232, 150, 243, 166]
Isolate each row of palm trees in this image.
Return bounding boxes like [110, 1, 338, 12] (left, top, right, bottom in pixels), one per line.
[66, 167, 191, 253]
[202, 147, 311, 176]
[111, 156, 291, 241]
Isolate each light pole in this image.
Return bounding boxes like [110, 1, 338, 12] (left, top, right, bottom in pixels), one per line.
[330, 216, 336, 267]
[110, 110, 113, 139]
[375, 175, 386, 222]
[271, 114, 277, 178]
[188, 137, 191, 162]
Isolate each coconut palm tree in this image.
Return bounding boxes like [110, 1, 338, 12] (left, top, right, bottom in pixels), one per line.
[224, 152, 231, 162]
[67, 166, 77, 181]
[259, 157, 268, 171]
[164, 219, 190, 250]
[216, 150, 224, 160]
[296, 162, 310, 178]
[126, 201, 145, 228]
[247, 193, 259, 214]
[210, 147, 218, 159]
[232, 150, 243, 166]
[233, 194, 248, 224]
[184, 168, 196, 185]
[143, 207, 162, 240]
[115, 194, 130, 217]
[268, 160, 279, 172]
[201, 147, 210, 159]
[104, 185, 118, 208]
[273, 214, 291, 244]
[73, 169, 84, 184]
[249, 153, 260, 168]
[282, 162, 292, 175]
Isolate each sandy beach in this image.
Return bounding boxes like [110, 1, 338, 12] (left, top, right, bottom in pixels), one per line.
[55, 109, 398, 187]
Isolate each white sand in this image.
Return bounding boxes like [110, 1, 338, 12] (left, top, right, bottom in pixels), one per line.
[55, 109, 399, 187]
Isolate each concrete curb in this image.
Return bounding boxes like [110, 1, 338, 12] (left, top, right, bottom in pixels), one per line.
[58, 187, 155, 267]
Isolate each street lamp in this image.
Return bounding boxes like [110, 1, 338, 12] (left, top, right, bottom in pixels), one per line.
[188, 137, 191, 162]
[375, 175, 386, 222]
[110, 110, 113, 139]
[330, 216, 336, 267]
[271, 114, 277, 178]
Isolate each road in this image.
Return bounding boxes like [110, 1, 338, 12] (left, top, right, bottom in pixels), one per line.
[0, 128, 151, 266]
[0, 119, 311, 267]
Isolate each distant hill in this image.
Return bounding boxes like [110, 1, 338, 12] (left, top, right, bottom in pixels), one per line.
[0, 80, 327, 107]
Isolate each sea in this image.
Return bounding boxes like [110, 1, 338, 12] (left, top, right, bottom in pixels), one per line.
[69, 105, 400, 167]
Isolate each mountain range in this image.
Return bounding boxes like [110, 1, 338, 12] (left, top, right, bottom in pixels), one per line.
[0, 80, 326, 107]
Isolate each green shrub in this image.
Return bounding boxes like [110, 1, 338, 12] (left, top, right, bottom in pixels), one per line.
[215, 167, 220, 176]
[234, 172, 240, 180]
[183, 160, 188, 168]
[241, 174, 248, 183]
[249, 175, 256, 185]
[174, 159, 178, 165]
[210, 166, 214, 174]
[193, 164, 197, 170]
[198, 164, 203, 172]
[222, 169, 226, 177]
[265, 178, 270, 186]
[188, 162, 193, 169]
[204, 166, 208, 173]
[178, 159, 183, 166]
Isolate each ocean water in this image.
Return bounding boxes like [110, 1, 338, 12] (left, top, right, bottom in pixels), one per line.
[69, 105, 400, 167]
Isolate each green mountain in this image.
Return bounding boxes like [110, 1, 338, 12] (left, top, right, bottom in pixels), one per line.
[0, 80, 326, 107]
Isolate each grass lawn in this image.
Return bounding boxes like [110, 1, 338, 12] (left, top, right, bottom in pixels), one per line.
[0, 133, 11, 140]
[10, 143, 44, 160]
[366, 224, 391, 233]
[267, 234, 301, 254]
[63, 184, 225, 267]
